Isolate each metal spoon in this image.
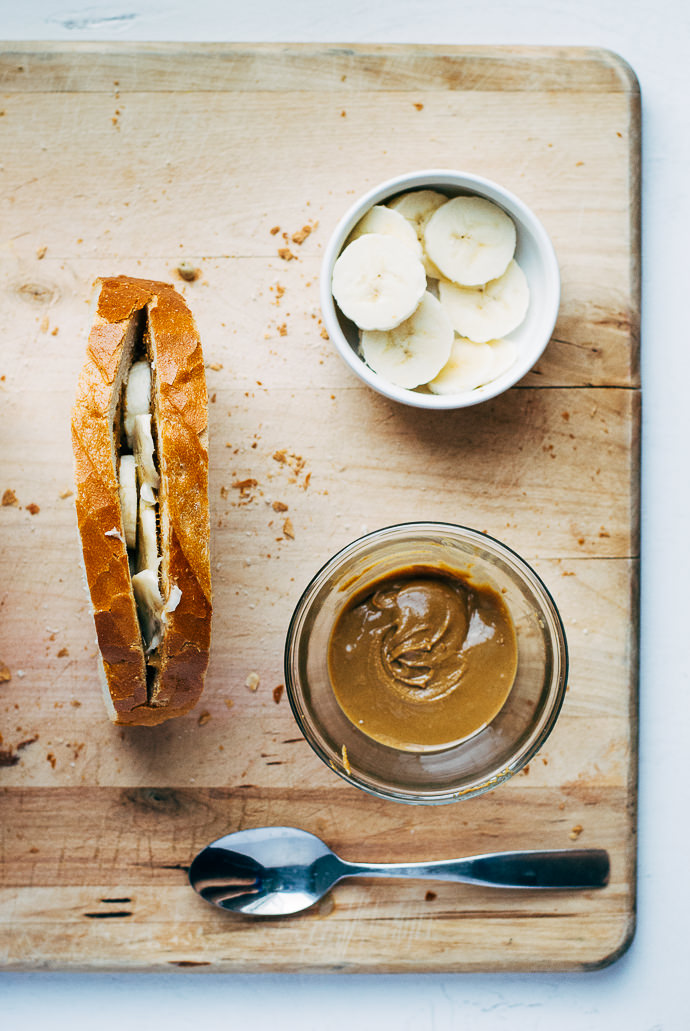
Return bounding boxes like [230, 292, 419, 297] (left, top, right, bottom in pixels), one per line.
[189, 826, 610, 916]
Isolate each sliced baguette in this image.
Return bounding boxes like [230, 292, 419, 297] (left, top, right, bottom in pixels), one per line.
[72, 276, 212, 726]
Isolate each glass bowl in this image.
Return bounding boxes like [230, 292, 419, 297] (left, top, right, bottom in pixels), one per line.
[284, 522, 568, 805]
[320, 169, 560, 410]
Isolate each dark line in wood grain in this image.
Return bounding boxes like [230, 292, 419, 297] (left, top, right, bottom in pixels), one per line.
[515, 383, 640, 391]
[148, 863, 190, 873]
[358, 909, 593, 921]
[100, 897, 131, 904]
[169, 960, 212, 967]
[84, 910, 132, 919]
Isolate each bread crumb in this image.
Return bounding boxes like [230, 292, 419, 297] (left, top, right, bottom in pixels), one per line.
[176, 261, 200, 282]
[413, 102, 424, 111]
[277, 323, 287, 337]
[57, 648, 69, 658]
[0, 663, 11, 683]
[46, 752, 56, 769]
[245, 672, 260, 692]
[425, 890, 437, 901]
[197, 710, 211, 726]
[0, 734, 39, 768]
[283, 517, 295, 539]
[270, 225, 280, 235]
[70, 699, 81, 708]
[341, 744, 351, 774]
[320, 327, 329, 340]
[2, 489, 19, 507]
[569, 824, 583, 840]
[278, 247, 296, 261]
[272, 500, 288, 512]
[232, 477, 258, 497]
[207, 361, 223, 371]
[224, 698, 234, 709]
[291, 225, 313, 245]
[36, 245, 47, 259]
[26, 503, 40, 515]
[59, 489, 73, 500]
[272, 684, 284, 704]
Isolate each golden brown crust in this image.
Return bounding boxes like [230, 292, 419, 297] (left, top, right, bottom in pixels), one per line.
[72, 276, 212, 726]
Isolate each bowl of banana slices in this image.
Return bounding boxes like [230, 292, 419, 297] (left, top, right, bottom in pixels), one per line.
[320, 170, 560, 409]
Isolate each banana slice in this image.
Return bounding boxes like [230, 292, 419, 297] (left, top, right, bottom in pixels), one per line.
[118, 454, 137, 550]
[360, 291, 453, 389]
[347, 204, 422, 259]
[428, 337, 497, 394]
[487, 337, 519, 381]
[131, 569, 164, 653]
[123, 360, 152, 448]
[137, 491, 159, 574]
[132, 413, 160, 490]
[424, 195, 516, 286]
[388, 190, 448, 277]
[332, 234, 427, 331]
[438, 260, 530, 342]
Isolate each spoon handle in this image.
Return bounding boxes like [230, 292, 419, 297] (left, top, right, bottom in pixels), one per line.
[340, 848, 610, 890]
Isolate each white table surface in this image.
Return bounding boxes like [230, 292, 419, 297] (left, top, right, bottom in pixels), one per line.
[3, 1, 689, 1027]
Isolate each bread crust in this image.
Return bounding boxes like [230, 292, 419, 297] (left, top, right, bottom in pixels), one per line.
[72, 276, 212, 726]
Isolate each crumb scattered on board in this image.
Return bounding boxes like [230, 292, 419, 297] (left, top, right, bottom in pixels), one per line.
[176, 261, 200, 282]
[245, 672, 260, 692]
[0, 735, 39, 767]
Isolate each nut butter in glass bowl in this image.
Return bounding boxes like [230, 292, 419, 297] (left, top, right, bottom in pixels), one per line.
[320, 169, 560, 410]
[284, 523, 568, 805]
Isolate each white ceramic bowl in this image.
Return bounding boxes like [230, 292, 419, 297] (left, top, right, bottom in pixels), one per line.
[320, 169, 560, 410]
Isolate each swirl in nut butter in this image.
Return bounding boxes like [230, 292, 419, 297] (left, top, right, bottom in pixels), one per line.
[327, 565, 517, 752]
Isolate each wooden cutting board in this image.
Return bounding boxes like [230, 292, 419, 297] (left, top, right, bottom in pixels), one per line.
[0, 43, 640, 972]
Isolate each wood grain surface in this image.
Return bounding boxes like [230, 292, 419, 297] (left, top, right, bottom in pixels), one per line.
[0, 43, 640, 972]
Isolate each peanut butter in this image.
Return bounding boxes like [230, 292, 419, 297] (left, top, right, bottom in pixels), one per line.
[327, 564, 517, 752]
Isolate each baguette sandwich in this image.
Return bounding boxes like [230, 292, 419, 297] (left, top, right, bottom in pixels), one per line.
[72, 276, 212, 725]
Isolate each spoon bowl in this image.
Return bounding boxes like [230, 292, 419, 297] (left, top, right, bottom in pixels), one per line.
[189, 826, 610, 917]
